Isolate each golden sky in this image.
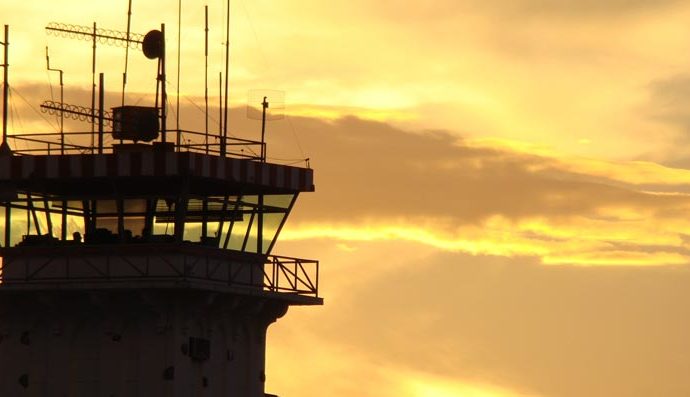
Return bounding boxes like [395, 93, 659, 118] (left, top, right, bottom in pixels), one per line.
[6, 1, 690, 396]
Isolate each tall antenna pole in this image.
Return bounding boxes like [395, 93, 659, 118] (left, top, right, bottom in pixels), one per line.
[98, 73, 104, 154]
[91, 22, 97, 152]
[2, 25, 8, 146]
[176, 0, 182, 145]
[122, 0, 133, 106]
[218, 71, 222, 154]
[204, 5, 209, 154]
[222, 0, 230, 157]
[202, 4, 210, 239]
[160, 24, 167, 143]
[46, 47, 64, 155]
[261, 96, 268, 162]
[2, 25, 8, 249]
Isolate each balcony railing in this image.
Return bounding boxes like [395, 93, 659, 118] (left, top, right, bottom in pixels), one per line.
[6, 129, 265, 160]
[0, 244, 319, 299]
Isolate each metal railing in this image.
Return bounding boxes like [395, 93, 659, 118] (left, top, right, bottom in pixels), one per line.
[0, 244, 319, 298]
[266, 255, 319, 296]
[6, 129, 265, 160]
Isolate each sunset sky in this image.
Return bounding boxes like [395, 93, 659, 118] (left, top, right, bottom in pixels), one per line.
[5, 1, 690, 396]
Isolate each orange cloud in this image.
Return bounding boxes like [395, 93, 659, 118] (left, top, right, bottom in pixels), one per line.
[257, 114, 690, 266]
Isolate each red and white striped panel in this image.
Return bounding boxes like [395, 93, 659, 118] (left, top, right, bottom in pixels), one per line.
[0, 152, 315, 192]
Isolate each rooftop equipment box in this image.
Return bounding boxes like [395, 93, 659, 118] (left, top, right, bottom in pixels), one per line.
[112, 106, 159, 142]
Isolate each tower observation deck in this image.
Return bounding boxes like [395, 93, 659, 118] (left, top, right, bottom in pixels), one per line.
[0, 18, 319, 397]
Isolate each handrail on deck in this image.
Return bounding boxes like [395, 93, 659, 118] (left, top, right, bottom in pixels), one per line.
[6, 129, 265, 160]
[0, 245, 320, 298]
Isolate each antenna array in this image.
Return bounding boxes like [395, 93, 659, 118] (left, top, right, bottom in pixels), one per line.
[46, 22, 144, 48]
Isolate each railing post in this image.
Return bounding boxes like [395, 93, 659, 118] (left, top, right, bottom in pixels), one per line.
[295, 260, 299, 292]
[315, 260, 319, 297]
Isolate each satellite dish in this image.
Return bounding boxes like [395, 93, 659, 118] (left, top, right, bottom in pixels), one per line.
[142, 30, 163, 59]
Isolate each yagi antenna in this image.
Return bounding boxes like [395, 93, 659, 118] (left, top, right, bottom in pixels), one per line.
[44, 21, 164, 144]
[40, 101, 113, 127]
[45, 21, 147, 107]
[45, 22, 144, 48]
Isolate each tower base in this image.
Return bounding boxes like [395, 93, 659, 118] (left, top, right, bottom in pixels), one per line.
[0, 289, 287, 397]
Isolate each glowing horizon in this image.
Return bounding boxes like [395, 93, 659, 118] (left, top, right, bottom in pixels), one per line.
[5, 1, 690, 396]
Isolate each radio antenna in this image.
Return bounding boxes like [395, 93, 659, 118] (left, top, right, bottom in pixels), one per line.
[204, 5, 209, 154]
[122, 0, 133, 106]
[90, 22, 97, 150]
[175, 0, 182, 142]
[46, 46, 64, 154]
[1, 25, 9, 148]
[247, 89, 285, 161]
[222, 0, 230, 157]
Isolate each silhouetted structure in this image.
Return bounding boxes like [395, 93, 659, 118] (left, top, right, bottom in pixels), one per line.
[0, 16, 319, 396]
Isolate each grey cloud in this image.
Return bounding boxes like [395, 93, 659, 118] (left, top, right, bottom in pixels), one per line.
[502, 0, 681, 17]
[9, 83, 690, 396]
[366, 0, 681, 21]
[647, 74, 690, 123]
[257, 114, 690, 226]
[285, 243, 690, 397]
[643, 74, 690, 167]
[9, 84, 690, 226]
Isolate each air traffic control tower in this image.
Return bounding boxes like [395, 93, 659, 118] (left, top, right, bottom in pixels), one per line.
[0, 21, 320, 396]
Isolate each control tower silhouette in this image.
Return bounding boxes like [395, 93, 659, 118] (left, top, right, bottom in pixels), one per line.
[0, 18, 320, 397]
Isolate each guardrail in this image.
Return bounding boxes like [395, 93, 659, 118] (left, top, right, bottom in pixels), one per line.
[0, 244, 319, 298]
[266, 255, 319, 296]
[6, 129, 265, 160]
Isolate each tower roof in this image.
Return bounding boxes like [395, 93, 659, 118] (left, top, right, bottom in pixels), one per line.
[0, 150, 314, 197]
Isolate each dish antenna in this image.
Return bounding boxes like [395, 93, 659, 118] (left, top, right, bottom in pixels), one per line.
[142, 29, 163, 59]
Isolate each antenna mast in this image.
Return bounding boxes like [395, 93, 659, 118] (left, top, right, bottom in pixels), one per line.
[91, 22, 97, 151]
[222, 0, 230, 157]
[122, 0, 133, 106]
[261, 96, 268, 161]
[176, 0, 182, 143]
[1, 24, 6, 249]
[205, 5, 209, 154]
[1, 25, 8, 147]
[160, 24, 167, 141]
[46, 47, 64, 155]
[219, 71, 222, 151]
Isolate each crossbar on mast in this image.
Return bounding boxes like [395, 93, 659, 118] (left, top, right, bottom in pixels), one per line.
[45, 22, 144, 47]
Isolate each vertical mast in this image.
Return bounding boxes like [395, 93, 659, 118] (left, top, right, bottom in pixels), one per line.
[98, 73, 104, 154]
[91, 22, 97, 151]
[222, 0, 230, 157]
[204, 5, 209, 154]
[261, 96, 268, 161]
[2, 25, 8, 145]
[176, 0, 182, 145]
[2, 25, 8, 249]
[160, 23, 167, 142]
[46, 47, 64, 154]
[219, 71, 222, 152]
[122, 0, 132, 106]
